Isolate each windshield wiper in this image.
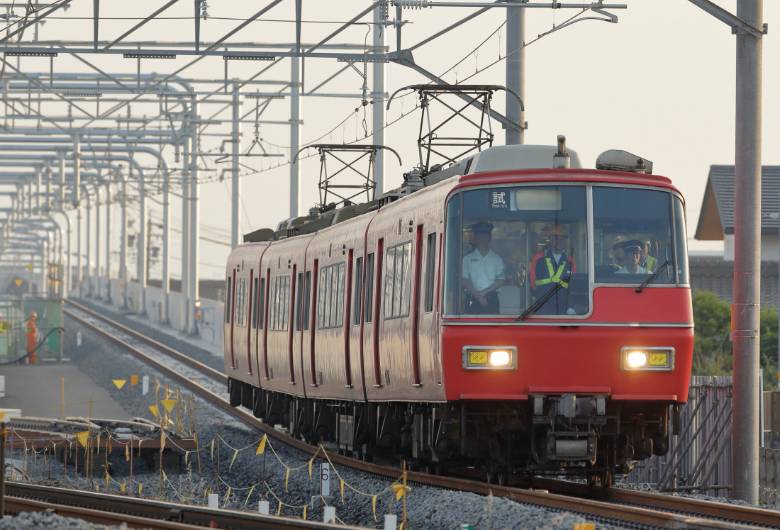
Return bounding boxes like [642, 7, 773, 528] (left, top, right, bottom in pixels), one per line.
[517, 279, 567, 321]
[635, 259, 670, 293]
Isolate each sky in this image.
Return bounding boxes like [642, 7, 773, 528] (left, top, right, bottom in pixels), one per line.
[7, 1, 779, 279]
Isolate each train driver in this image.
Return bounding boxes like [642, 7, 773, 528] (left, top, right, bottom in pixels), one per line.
[462, 222, 505, 314]
[616, 241, 648, 274]
[533, 224, 576, 314]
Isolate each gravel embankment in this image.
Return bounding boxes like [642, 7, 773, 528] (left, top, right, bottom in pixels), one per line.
[42, 301, 636, 529]
[0, 512, 119, 530]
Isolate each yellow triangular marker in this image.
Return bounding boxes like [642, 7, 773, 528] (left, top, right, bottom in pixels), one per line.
[76, 431, 89, 448]
[130, 374, 139, 386]
[371, 495, 377, 521]
[255, 434, 267, 455]
[148, 404, 159, 418]
[160, 399, 177, 413]
[13, 279, 22, 287]
[112, 379, 127, 390]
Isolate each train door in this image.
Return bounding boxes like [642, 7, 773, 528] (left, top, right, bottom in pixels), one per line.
[410, 226, 423, 386]
[350, 251, 367, 399]
[226, 267, 236, 369]
[229, 267, 237, 369]
[288, 266, 297, 385]
[246, 269, 254, 375]
[343, 249, 353, 388]
[252, 267, 266, 379]
[361, 237, 383, 388]
[418, 230, 443, 387]
[292, 263, 312, 393]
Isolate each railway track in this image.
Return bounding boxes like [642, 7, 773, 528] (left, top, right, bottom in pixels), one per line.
[5, 481, 351, 529]
[63, 298, 780, 529]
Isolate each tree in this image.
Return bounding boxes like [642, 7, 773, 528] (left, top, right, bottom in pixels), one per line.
[692, 289, 777, 388]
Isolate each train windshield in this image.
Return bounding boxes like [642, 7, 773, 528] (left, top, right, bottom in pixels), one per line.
[444, 185, 687, 317]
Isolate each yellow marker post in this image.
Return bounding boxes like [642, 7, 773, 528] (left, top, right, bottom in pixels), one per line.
[148, 404, 159, 418]
[256, 435, 267, 455]
[160, 399, 177, 413]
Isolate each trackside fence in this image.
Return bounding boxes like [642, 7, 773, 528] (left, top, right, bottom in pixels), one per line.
[624, 376, 734, 498]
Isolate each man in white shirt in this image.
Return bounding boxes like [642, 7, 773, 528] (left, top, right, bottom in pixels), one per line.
[462, 222, 505, 314]
[616, 241, 648, 274]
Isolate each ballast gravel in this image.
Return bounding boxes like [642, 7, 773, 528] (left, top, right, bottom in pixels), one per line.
[0, 512, 119, 530]
[32, 299, 638, 529]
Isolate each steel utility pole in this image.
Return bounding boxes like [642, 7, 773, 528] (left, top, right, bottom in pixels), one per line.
[732, 0, 763, 504]
[290, 53, 301, 218]
[372, 1, 385, 194]
[689, 0, 765, 504]
[231, 79, 241, 249]
[505, 2, 525, 144]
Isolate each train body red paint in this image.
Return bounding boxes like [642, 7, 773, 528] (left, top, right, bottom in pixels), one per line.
[224, 147, 693, 483]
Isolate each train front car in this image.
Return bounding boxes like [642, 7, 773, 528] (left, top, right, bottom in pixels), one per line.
[440, 153, 693, 485]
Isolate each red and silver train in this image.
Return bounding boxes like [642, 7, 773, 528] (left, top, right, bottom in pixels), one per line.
[224, 142, 693, 485]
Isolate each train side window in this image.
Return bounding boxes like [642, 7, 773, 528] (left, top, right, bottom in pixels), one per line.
[384, 241, 412, 319]
[257, 278, 265, 329]
[353, 257, 364, 325]
[317, 263, 345, 328]
[252, 277, 259, 328]
[295, 272, 304, 330]
[364, 253, 374, 323]
[270, 276, 290, 331]
[424, 233, 436, 312]
[235, 277, 246, 326]
[302, 271, 311, 330]
[225, 276, 232, 323]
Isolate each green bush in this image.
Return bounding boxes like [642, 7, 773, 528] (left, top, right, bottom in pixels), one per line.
[692, 289, 777, 388]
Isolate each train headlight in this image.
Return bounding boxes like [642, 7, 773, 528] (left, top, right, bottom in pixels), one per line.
[621, 347, 674, 371]
[462, 346, 516, 370]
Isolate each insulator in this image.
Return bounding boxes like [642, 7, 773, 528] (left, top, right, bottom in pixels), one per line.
[393, 0, 430, 9]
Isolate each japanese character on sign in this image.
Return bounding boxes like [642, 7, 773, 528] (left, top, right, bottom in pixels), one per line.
[490, 190, 508, 209]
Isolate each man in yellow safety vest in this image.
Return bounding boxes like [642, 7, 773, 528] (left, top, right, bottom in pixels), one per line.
[533, 225, 576, 315]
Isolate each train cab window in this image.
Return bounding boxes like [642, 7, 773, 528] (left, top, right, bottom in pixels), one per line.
[225, 276, 232, 323]
[673, 197, 689, 284]
[353, 257, 364, 325]
[364, 253, 375, 323]
[384, 241, 412, 319]
[424, 233, 436, 312]
[444, 186, 589, 317]
[593, 187, 677, 286]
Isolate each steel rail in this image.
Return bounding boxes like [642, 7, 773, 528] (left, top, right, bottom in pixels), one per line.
[62, 300, 778, 530]
[5, 482, 351, 529]
[64, 299, 226, 384]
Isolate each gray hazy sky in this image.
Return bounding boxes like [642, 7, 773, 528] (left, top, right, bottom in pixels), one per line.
[17, 1, 779, 278]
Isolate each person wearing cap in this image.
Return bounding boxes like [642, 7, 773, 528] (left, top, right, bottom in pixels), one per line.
[533, 224, 576, 314]
[617, 241, 648, 274]
[640, 240, 657, 272]
[462, 222, 505, 314]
